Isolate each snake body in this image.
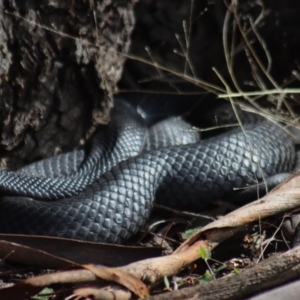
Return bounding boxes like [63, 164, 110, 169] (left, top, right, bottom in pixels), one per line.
[0, 100, 296, 243]
[2, 101, 147, 199]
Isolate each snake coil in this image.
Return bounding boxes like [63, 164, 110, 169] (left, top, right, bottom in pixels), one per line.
[0, 101, 295, 243]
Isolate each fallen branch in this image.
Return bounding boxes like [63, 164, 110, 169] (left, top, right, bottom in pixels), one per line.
[148, 244, 300, 300]
[176, 172, 300, 253]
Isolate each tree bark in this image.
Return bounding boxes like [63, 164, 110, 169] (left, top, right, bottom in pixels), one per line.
[0, 0, 134, 169]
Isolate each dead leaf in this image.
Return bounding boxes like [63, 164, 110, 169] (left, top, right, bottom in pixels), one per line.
[0, 234, 162, 269]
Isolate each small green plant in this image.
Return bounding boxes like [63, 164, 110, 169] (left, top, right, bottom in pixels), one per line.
[198, 246, 240, 283]
[198, 246, 215, 281]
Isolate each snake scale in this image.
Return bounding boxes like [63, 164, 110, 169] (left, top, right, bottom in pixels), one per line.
[0, 98, 295, 243]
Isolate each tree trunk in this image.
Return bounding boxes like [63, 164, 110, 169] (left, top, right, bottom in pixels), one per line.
[0, 0, 134, 169]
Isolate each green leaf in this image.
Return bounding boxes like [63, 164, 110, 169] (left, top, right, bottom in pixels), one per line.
[199, 277, 212, 283]
[233, 267, 241, 274]
[181, 227, 202, 240]
[204, 270, 212, 279]
[213, 264, 226, 274]
[198, 246, 211, 260]
[163, 275, 170, 289]
[31, 288, 54, 300]
[198, 270, 213, 283]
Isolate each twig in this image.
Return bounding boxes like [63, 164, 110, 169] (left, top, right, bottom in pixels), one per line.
[148, 245, 300, 300]
[218, 88, 300, 98]
[154, 204, 216, 221]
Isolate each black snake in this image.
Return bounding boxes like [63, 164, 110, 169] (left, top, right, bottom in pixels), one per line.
[0, 97, 296, 243]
